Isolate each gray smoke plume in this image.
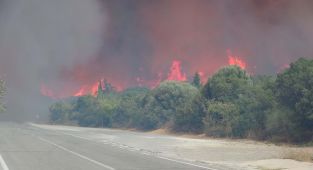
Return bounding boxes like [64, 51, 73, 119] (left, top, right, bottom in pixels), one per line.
[0, 0, 105, 121]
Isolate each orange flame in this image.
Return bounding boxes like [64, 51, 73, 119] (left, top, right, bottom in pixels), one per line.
[167, 60, 187, 81]
[41, 82, 99, 99]
[135, 60, 187, 88]
[40, 84, 56, 99]
[74, 82, 98, 97]
[227, 50, 246, 69]
[41, 60, 188, 99]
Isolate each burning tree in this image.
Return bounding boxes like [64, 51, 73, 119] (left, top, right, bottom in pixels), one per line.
[97, 79, 115, 100]
[167, 60, 187, 81]
[227, 50, 247, 70]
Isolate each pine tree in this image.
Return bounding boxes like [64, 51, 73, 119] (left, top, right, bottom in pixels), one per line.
[97, 80, 104, 100]
[192, 72, 201, 89]
[103, 80, 114, 94]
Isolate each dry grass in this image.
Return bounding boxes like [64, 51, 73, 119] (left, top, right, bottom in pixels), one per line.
[149, 128, 171, 135]
[257, 167, 285, 170]
[282, 148, 313, 162]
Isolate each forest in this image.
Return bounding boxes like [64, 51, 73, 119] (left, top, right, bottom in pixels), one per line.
[49, 58, 313, 143]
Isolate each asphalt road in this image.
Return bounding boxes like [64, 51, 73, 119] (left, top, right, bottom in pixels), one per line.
[0, 123, 219, 170]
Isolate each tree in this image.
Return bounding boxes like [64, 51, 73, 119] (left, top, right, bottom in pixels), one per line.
[72, 95, 100, 127]
[203, 101, 239, 137]
[201, 66, 252, 137]
[97, 80, 104, 100]
[114, 87, 148, 128]
[49, 101, 73, 123]
[46, 58, 313, 143]
[103, 80, 114, 94]
[97, 79, 116, 100]
[202, 66, 275, 138]
[202, 66, 251, 101]
[172, 87, 206, 133]
[132, 92, 159, 130]
[141, 81, 206, 131]
[0, 79, 5, 112]
[235, 84, 275, 139]
[191, 72, 201, 89]
[265, 105, 296, 142]
[97, 98, 118, 127]
[274, 58, 313, 142]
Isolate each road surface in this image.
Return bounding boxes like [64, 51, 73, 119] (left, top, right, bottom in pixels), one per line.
[0, 123, 225, 170]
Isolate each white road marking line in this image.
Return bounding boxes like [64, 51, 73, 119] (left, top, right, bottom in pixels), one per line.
[33, 125, 220, 170]
[37, 137, 115, 170]
[0, 155, 9, 170]
[158, 156, 218, 170]
[59, 132, 91, 141]
[57, 131, 219, 170]
[58, 132, 219, 170]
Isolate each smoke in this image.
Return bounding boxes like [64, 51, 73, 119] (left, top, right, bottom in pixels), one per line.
[1, 0, 313, 121]
[0, 0, 105, 120]
[138, 0, 313, 75]
[89, 0, 313, 86]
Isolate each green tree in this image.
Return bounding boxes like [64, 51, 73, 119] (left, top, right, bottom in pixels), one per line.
[72, 95, 100, 127]
[274, 58, 313, 142]
[141, 81, 206, 131]
[202, 66, 275, 138]
[235, 84, 275, 139]
[97, 80, 104, 100]
[97, 98, 118, 127]
[248, 75, 276, 139]
[103, 80, 114, 94]
[114, 87, 148, 128]
[265, 105, 296, 142]
[202, 66, 251, 101]
[49, 101, 73, 123]
[203, 101, 239, 137]
[172, 87, 206, 133]
[201, 66, 251, 137]
[191, 72, 201, 89]
[132, 92, 159, 130]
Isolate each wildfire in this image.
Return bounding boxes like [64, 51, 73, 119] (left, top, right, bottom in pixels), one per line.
[227, 50, 247, 69]
[167, 60, 187, 81]
[74, 82, 98, 97]
[135, 60, 187, 88]
[41, 60, 188, 99]
[41, 82, 99, 99]
[40, 84, 56, 99]
[40, 54, 250, 99]
[277, 63, 290, 73]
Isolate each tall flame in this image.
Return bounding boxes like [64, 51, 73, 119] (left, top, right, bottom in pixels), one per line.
[41, 60, 188, 99]
[40, 84, 56, 99]
[74, 82, 98, 97]
[167, 60, 187, 81]
[227, 50, 246, 69]
[41, 82, 99, 99]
